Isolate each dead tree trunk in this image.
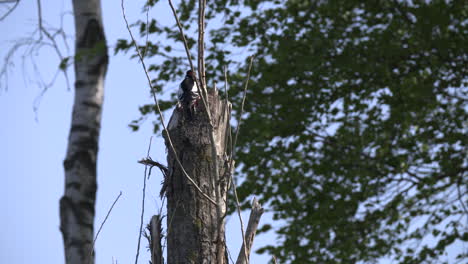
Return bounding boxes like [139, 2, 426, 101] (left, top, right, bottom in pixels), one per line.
[59, 1, 108, 264]
[164, 89, 230, 264]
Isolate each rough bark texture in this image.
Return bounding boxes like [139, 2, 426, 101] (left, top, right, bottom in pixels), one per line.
[59, 1, 108, 264]
[164, 89, 230, 264]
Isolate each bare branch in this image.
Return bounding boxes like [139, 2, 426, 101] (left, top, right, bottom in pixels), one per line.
[226, 246, 235, 264]
[225, 56, 255, 263]
[197, 0, 206, 88]
[0, 0, 71, 96]
[88, 191, 123, 263]
[0, 0, 19, 21]
[122, 0, 217, 206]
[138, 157, 169, 197]
[236, 197, 264, 264]
[232, 56, 254, 160]
[167, 0, 195, 78]
[37, 0, 43, 37]
[134, 137, 153, 264]
[37, 0, 71, 91]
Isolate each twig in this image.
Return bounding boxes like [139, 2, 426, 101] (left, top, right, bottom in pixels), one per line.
[232, 56, 254, 160]
[0, 0, 71, 94]
[236, 197, 264, 264]
[134, 136, 153, 264]
[228, 56, 255, 263]
[167, 0, 195, 78]
[37, 0, 71, 92]
[0, 0, 19, 21]
[37, 0, 43, 37]
[457, 182, 468, 215]
[88, 191, 123, 263]
[122, 0, 216, 206]
[226, 245, 235, 264]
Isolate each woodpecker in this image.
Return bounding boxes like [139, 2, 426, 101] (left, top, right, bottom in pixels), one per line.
[178, 70, 200, 119]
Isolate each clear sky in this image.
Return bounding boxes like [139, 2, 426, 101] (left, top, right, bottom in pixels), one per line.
[0, 0, 274, 263]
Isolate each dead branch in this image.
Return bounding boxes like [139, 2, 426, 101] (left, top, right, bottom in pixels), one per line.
[134, 137, 153, 264]
[231, 55, 254, 161]
[138, 157, 169, 198]
[145, 215, 164, 264]
[0, 0, 72, 99]
[226, 56, 255, 263]
[88, 191, 123, 264]
[236, 197, 264, 264]
[197, 0, 206, 88]
[138, 158, 168, 177]
[0, 0, 19, 21]
[36, 0, 71, 90]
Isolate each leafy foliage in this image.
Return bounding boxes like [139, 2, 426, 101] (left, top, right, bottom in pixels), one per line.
[117, 0, 467, 263]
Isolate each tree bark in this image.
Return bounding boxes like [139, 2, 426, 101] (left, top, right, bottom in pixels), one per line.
[59, 0, 108, 263]
[164, 89, 230, 264]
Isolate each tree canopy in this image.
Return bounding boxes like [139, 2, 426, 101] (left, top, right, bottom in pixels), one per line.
[117, 0, 467, 263]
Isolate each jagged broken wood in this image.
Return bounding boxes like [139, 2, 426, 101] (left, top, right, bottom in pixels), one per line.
[138, 158, 169, 176]
[145, 215, 164, 264]
[236, 197, 264, 264]
[138, 158, 169, 197]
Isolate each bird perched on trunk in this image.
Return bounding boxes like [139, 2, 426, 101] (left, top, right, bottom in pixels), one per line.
[178, 70, 200, 119]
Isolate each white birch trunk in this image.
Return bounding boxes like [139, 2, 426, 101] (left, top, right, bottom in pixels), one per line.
[59, 1, 108, 263]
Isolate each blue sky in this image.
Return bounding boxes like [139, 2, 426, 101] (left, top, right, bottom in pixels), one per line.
[0, 0, 274, 263]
